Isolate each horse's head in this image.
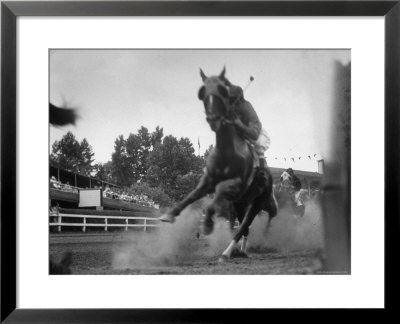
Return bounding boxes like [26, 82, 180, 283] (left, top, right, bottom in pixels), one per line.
[197, 67, 233, 132]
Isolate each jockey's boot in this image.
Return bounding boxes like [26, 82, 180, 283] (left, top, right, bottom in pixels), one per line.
[257, 158, 269, 186]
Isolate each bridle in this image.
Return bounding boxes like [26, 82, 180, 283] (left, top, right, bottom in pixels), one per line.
[198, 78, 235, 125]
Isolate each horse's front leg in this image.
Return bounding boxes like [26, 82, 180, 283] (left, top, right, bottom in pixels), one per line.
[202, 177, 242, 235]
[159, 174, 213, 223]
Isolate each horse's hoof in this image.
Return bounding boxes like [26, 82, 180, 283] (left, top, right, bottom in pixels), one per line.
[231, 249, 248, 258]
[218, 255, 230, 263]
[158, 213, 175, 223]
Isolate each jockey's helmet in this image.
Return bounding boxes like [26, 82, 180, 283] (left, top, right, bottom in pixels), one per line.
[228, 84, 244, 102]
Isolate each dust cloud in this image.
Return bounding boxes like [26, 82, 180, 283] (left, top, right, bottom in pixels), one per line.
[112, 206, 203, 270]
[248, 199, 324, 252]
[202, 218, 233, 257]
[112, 199, 324, 270]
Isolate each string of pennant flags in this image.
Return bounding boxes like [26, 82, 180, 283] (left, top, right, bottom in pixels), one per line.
[265, 154, 319, 163]
[197, 137, 320, 163]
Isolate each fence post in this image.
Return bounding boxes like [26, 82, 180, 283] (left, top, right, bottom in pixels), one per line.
[125, 218, 128, 232]
[83, 217, 86, 233]
[57, 207, 61, 232]
[105, 218, 108, 232]
[57, 215, 62, 232]
[144, 217, 147, 232]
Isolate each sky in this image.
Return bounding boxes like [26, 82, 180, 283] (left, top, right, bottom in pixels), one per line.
[50, 49, 350, 172]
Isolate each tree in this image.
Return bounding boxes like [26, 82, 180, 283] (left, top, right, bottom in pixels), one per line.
[151, 126, 163, 147]
[93, 161, 115, 183]
[127, 182, 173, 207]
[111, 135, 131, 186]
[110, 126, 164, 187]
[146, 135, 204, 199]
[50, 131, 95, 176]
[109, 126, 206, 203]
[79, 138, 95, 175]
[173, 172, 203, 202]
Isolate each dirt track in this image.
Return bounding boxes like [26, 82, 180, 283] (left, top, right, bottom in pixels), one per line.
[50, 232, 323, 274]
[50, 203, 325, 275]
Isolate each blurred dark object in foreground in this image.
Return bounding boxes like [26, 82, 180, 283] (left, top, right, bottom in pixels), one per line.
[322, 61, 351, 273]
[49, 251, 72, 274]
[50, 103, 77, 126]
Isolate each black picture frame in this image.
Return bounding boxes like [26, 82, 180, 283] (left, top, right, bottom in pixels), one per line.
[1, 1, 399, 322]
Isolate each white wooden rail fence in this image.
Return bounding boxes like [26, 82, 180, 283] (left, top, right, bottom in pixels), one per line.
[49, 213, 160, 232]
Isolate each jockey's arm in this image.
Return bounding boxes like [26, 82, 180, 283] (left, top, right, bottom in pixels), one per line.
[233, 101, 262, 141]
[233, 119, 261, 141]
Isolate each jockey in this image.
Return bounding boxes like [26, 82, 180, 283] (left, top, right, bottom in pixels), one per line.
[285, 168, 302, 191]
[282, 168, 303, 207]
[223, 78, 271, 184]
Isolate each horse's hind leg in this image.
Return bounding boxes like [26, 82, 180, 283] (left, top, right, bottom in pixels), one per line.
[230, 202, 249, 254]
[240, 234, 249, 253]
[264, 190, 278, 217]
[263, 191, 279, 234]
[220, 200, 263, 261]
[233, 203, 251, 253]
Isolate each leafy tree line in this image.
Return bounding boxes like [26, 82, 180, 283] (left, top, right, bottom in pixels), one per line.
[50, 128, 213, 207]
[50, 131, 95, 175]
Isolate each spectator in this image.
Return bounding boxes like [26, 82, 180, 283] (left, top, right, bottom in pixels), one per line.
[63, 181, 72, 192]
[103, 186, 112, 198]
[50, 176, 61, 189]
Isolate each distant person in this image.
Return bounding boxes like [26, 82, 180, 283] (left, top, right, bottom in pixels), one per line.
[50, 176, 61, 189]
[64, 181, 72, 192]
[103, 186, 111, 198]
[280, 168, 302, 206]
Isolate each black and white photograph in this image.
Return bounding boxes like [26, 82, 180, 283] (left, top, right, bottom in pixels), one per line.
[49, 49, 351, 275]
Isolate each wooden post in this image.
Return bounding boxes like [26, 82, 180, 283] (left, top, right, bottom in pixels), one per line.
[83, 217, 86, 232]
[57, 214, 61, 232]
[125, 218, 128, 232]
[57, 167, 60, 182]
[144, 217, 147, 232]
[105, 218, 108, 232]
[322, 61, 351, 273]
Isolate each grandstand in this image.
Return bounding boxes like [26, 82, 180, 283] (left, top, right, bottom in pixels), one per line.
[49, 165, 158, 213]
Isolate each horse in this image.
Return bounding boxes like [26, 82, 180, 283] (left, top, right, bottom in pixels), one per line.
[274, 169, 310, 217]
[159, 67, 278, 261]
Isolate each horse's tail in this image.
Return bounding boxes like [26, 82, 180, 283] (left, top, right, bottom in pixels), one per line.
[49, 103, 77, 126]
